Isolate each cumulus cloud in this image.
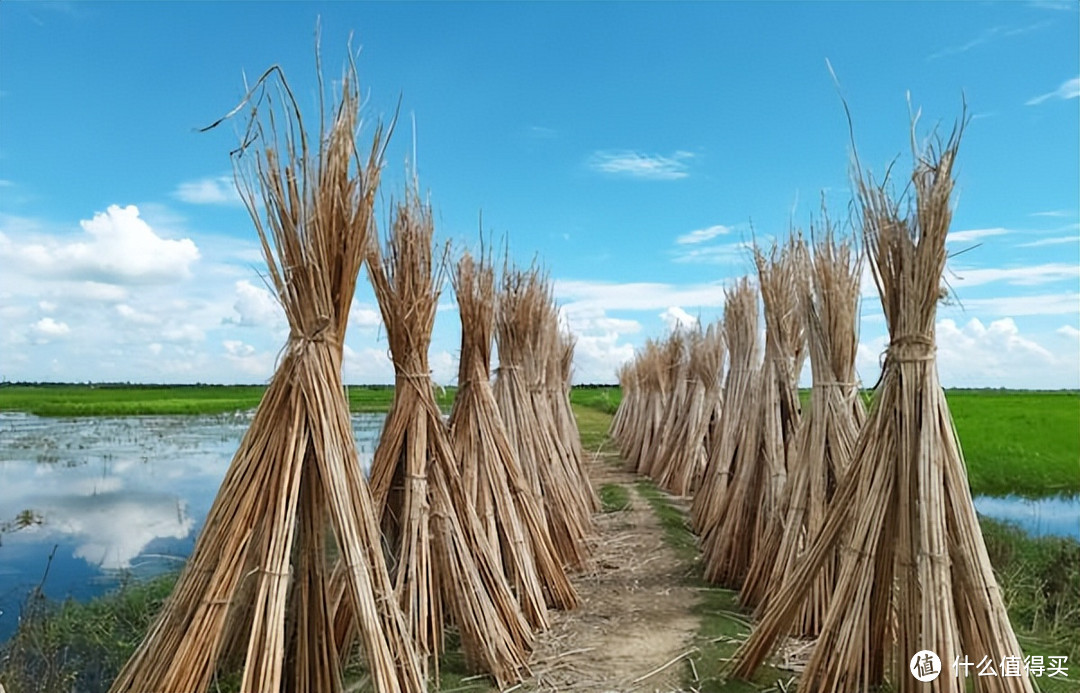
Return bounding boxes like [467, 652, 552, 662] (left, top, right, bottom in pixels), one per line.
[349, 299, 383, 330]
[0, 205, 199, 284]
[343, 344, 395, 384]
[230, 279, 283, 327]
[857, 317, 1076, 389]
[677, 225, 731, 245]
[116, 303, 159, 325]
[1026, 76, 1080, 106]
[587, 150, 694, 180]
[660, 306, 699, 332]
[223, 339, 274, 377]
[31, 317, 70, 340]
[554, 304, 642, 384]
[173, 175, 243, 205]
[572, 331, 636, 384]
[1057, 325, 1080, 340]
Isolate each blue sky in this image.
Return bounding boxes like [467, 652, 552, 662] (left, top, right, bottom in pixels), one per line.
[1, 1, 1077, 387]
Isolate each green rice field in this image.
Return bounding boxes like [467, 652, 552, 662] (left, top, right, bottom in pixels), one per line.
[0, 384, 1075, 497]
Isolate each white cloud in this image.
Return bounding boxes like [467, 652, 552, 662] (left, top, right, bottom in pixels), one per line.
[342, 344, 395, 384]
[1056, 325, 1080, 340]
[946, 292, 1079, 317]
[1016, 235, 1079, 248]
[587, 150, 694, 180]
[1026, 76, 1080, 106]
[857, 318, 1077, 389]
[572, 331, 636, 384]
[927, 22, 1050, 61]
[230, 279, 283, 327]
[161, 324, 205, 343]
[349, 299, 383, 330]
[1030, 210, 1074, 218]
[0, 205, 200, 284]
[38, 300, 56, 312]
[946, 227, 1008, 244]
[78, 281, 129, 302]
[556, 278, 727, 313]
[677, 224, 731, 245]
[223, 339, 274, 377]
[946, 263, 1079, 288]
[553, 304, 643, 384]
[173, 175, 243, 205]
[660, 306, 699, 332]
[31, 317, 70, 339]
[116, 303, 159, 325]
[672, 240, 754, 265]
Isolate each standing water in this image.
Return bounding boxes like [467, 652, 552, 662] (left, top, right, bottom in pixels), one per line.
[0, 411, 385, 642]
[974, 494, 1080, 540]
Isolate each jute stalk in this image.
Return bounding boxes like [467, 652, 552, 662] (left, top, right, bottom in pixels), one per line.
[366, 191, 532, 687]
[109, 65, 424, 693]
[733, 116, 1033, 693]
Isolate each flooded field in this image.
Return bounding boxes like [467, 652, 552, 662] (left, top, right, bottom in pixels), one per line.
[974, 493, 1080, 540]
[0, 411, 385, 641]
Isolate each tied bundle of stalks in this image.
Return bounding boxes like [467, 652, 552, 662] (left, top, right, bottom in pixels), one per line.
[609, 360, 637, 446]
[494, 268, 592, 572]
[754, 227, 866, 632]
[642, 330, 691, 480]
[549, 331, 601, 512]
[691, 278, 761, 536]
[737, 237, 808, 603]
[628, 340, 666, 475]
[110, 66, 424, 693]
[448, 251, 574, 631]
[656, 321, 726, 496]
[366, 192, 531, 687]
[734, 117, 1033, 693]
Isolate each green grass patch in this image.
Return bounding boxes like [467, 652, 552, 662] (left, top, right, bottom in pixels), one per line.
[947, 390, 1080, 497]
[0, 571, 179, 693]
[598, 483, 632, 512]
[981, 517, 1080, 686]
[569, 385, 622, 415]
[0, 383, 457, 417]
[633, 479, 698, 562]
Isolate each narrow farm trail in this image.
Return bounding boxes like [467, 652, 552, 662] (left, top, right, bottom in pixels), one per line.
[518, 449, 700, 692]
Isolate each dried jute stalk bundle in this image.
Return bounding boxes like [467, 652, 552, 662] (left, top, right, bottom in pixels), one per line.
[608, 360, 637, 447]
[448, 250, 571, 631]
[547, 330, 601, 514]
[366, 191, 532, 688]
[635, 341, 667, 475]
[753, 227, 866, 633]
[643, 330, 692, 481]
[691, 278, 761, 536]
[656, 321, 726, 496]
[494, 268, 593, 573]
[110, 65, 424, 693]
[733, 117, 1033, 693]
[736, 237, 808, 603]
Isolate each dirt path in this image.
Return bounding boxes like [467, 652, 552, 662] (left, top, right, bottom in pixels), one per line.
[518, 451, 700, 692]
